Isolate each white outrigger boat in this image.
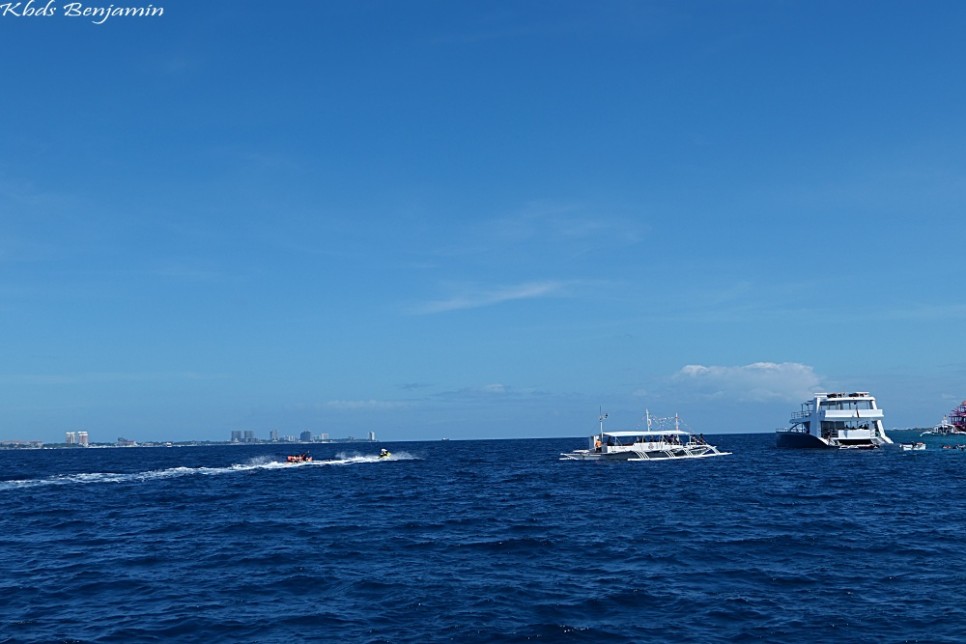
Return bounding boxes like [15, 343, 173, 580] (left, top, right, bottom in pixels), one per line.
[560, 410, 730, 461]
[921, 416, 957, 436]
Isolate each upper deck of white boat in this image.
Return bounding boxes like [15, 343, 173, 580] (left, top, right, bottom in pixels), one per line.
[792, 392, 884, 422]
[814, 392, 877, 404]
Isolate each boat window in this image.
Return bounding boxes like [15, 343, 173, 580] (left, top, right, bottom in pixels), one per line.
[822, 400, 874, 411]
[822, 420, 875, 431]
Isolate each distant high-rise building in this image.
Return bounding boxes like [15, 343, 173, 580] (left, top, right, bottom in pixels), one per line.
[230, 430, 242, 443]
[78, 431, 89, 447]
[319, 433, 329, 441]
[243, 430, 255, 443]
[368, 431, 376, 441]
[299, 430, 312, 442]
[270, 429, 279, 442]
[65, 431, 77, 445]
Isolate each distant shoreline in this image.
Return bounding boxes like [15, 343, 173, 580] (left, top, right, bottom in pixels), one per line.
[0, 429, 938, 450]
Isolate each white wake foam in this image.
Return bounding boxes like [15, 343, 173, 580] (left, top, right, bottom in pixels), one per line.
[0, 451, 416, 491]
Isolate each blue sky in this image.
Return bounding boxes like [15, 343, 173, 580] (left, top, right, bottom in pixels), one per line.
[2, 1, 965, 443]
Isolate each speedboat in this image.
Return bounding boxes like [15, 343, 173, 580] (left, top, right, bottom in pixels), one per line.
[899, 442, 926, 451]
[560, 410, 730, 461]
[776, 392, 892, 449]
[286, 453, 313, 463]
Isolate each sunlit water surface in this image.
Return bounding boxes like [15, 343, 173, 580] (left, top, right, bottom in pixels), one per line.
[2, 432, 964, 643]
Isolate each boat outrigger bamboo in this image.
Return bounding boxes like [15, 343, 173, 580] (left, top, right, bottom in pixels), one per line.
[560, 410, 730, 461]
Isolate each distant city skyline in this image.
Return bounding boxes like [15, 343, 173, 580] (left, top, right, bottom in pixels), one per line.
[0, 427, 376, 447]
[2, 1, 965, 443]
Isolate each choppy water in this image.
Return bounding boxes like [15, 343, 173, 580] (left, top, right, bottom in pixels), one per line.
[2, 432, 965, 643]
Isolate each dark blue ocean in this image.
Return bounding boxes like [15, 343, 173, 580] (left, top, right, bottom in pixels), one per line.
[2, 431, 965, 643]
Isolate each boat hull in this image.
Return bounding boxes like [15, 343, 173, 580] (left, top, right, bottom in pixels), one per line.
[775, 431, 829, 449]
[776, 431, 885, 449]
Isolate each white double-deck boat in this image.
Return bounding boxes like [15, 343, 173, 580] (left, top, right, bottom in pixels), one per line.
[776, 392, 892, 449]
[560, 411, 730, 461]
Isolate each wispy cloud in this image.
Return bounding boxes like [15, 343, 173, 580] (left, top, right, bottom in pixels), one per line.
[427, 201, 647, 263]
[152, 260, 227, 283]
[320, 384, 550, 411]
[432, 383, 554, 403]
[672, 362, 822, 402]
[0, 235, 57, 263]
[414, 280, 568, 314]
[323, 399, 413, 411]
[0, 176, 75, 210]
[885, 303, 966, 321]
[0, 372, 223, 385]
[489, 200, 646, 248]
[398, 382, 433, 391]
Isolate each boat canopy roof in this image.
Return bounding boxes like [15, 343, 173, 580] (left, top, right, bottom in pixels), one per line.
[601, 430, 689, 437]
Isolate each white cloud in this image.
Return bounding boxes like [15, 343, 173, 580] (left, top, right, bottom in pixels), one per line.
[673, 362, 822, 402]
[415, 280, 566, 314]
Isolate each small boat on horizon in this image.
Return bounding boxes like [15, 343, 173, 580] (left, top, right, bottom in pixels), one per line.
[922, 416, 957, 436]
[921, 401, 966, 436]
[560, 410, 731, 461]
[776, 392, 892, 449]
